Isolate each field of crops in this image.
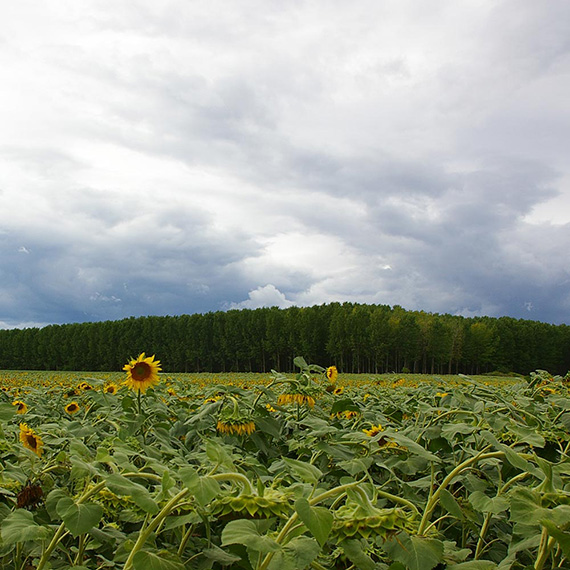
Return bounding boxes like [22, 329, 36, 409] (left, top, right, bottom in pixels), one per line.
[1, 357, 570, 570]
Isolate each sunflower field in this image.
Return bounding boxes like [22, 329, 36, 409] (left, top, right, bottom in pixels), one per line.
[1, 357, 570, 570]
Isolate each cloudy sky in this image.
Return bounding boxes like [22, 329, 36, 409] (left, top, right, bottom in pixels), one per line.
[1, 0, 570, 329]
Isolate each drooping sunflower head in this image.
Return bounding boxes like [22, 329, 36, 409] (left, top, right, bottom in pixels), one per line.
[65, 402, 80, 415]
[104, 383, 119, 395]
[277, 393, 316, 408]
[326, 366, 338, 384]
[363, 424, 384, 437]
[216, 418, 256, 436]
[123, 353, 162, 393]
[12, 400, 28, 414]
[19, 423, 43, 457]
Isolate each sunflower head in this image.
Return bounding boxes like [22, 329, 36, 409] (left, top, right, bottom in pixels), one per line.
[333, 386, 344, 396]
[326, 366, 338, 384]
[123, 353, 162, 393]
[78, 381, 93, 391]
[216, 418, 256, 436]
[65, 402, 80, 415]
[12, 400, 28, 414]
[19, 423, 43, 457]
[104, 383, 119, 395]
[363, 424, 384, 437]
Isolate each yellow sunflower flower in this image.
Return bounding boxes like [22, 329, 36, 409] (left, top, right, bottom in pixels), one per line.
[12, 400, 28, 414]
[216, 419, 256, 436]
[19, 423, 43, 457]
[104, 383, 119, 395]
[363, 424, 384, 437]
[277, 393, 316, 408]
[333, 386, 344, 396]
[78, 381, 93, 391]
[123, 353, 162, 393]
[65, 402, 80, 415]
[326, 366, 338, 383]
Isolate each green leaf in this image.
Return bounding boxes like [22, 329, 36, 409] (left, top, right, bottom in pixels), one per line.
[341, 538, 377, 570]
[56, 497, 103, 537]
[282, 458, 323, 484]
[266, 536, 320, 570]
[45, 488, 69, 521]
[1, 509, 50, 544]
[293, 356, 309, 370]
[179, 467, 220, 507]
[294, 497, 333, 547]
[469, 491, 509, 515]
[382, 532, 444, 570]
[132, 550, 185, 570]
[330, 399, 361, 415]
[221, 519, 280, 553]
[439, 489, 465, 520]
[385, 431, 440, 462]
[105, 474, 159, 514]
[0, 403, 16, 421]
[202, 545, 242, 564]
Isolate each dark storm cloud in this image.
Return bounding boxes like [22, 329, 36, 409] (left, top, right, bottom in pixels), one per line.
[1, 0, 570, 328]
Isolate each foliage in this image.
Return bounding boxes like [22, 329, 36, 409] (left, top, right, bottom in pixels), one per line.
[1, 363, 570, 569]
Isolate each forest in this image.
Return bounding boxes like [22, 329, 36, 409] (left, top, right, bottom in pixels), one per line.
[0, 302, 569, 375]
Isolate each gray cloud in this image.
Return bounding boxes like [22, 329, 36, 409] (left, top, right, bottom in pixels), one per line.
[1, 1, 570, 328]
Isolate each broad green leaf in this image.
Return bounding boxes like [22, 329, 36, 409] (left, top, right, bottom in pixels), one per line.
[440, 489, 465, 520]
[132, 550, 185, 570]
[341, 538, 377, 570]
[266, 536, 320, 570]
[0, 403, 16, 422]
[221, 519, 280, 553]
[385, 431, 440, 462]
[205, 440, 235, 469]
[45, 488, 69, 521]
[106, 474, 159, 514]
[179, 467, 220, 507]
[1, 509, 50, 544]
[382, 532, 444, 570]
[202, 545, 242, 564]
[294, 497, 333, 546]
[330, 399, 361, 415]
[282, 458, 323, 484]
[293, 356, 309, 370]
[56, 497, 103, 537]
[469, 491, 509, 515]
[441, 423, 477, 441]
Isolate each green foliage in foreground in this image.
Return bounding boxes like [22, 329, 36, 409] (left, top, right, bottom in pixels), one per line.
[1, 362, 570, 569]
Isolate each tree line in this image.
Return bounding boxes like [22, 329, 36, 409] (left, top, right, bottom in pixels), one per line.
[0, 302, 569, 375]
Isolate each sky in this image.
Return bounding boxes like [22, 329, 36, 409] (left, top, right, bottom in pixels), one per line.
[1, 0, 570, 329]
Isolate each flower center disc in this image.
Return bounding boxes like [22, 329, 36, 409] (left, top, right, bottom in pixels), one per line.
[132, 362, 152, 381]
[26, 435, 37, 450]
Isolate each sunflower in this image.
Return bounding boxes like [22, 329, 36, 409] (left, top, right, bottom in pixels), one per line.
[19, 424, 43, 457]
[123, 353, 162, 393]
[12, 400, 28, 414]
[65, 402, 80, 415]
[104, 383, 119, 395]
[333, 386, 344, 396]
[326, 366, 338, 384]
[277, 393, 316, 408]
[363, 424, 384, 437]
[78, 381, 93, 391]
[216, 419, 256, 436]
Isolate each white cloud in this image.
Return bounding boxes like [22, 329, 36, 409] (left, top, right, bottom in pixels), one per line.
[230, 284, 294, 310]
[1, 1, 570, 326]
